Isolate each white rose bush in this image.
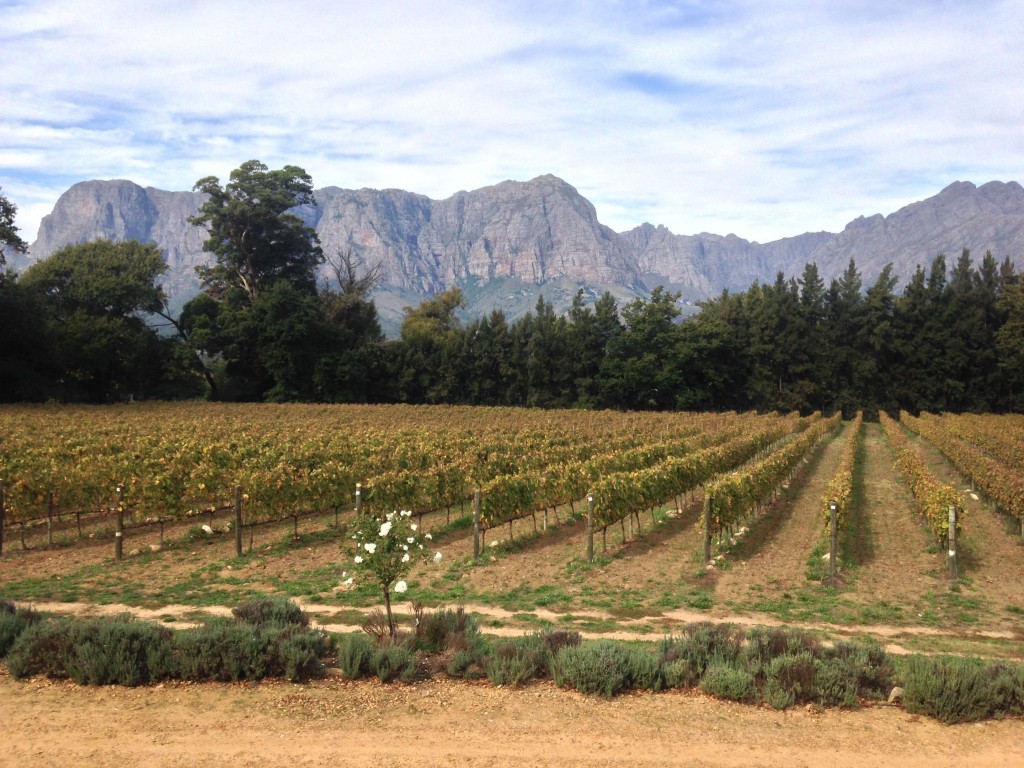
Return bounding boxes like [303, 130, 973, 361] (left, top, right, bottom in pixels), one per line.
[347, 510, 442, 638]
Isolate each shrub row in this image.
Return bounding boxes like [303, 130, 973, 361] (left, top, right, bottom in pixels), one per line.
[6, 599, 1023, 724]
[3, 597, 328, 685]
[900, 655, 1024, 724]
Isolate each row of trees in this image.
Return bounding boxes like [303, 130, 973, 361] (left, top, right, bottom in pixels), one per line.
[386, 252, 1024, 415]
[2, 165, 1023, 413]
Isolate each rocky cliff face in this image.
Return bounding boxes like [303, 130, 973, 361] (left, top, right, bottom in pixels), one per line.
[799, 181, 1024, 284]
[24, 176, 1024, 332]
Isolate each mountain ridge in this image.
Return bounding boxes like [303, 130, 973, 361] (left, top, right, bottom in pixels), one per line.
[18, 175, 1024, 334]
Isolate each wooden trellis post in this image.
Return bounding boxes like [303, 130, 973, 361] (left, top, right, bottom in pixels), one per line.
[948, 505, 958, 580]
[234, 486, 243, 557]
[586, 494, 594, 563]
[829, 502, 838, 578]
[702, 496, 712, 565]
[472, 489, 481, 561]
[114, 485, 124, 562]
[0, 480, 6, 556]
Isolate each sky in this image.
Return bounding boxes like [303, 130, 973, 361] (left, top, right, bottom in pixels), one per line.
[2, 0, 1023, 246]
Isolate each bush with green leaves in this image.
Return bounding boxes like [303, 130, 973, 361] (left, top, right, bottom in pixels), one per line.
[174, 619, 326, 683]
[901, 655, 1024, 724]
[336, 632, 374, 679]
[699, 663, 757, 703]
[232, 596, 309, 628]
[7, 615, 175, 686]
[372, 644, 417, 683]
[762, 651, 818, 709]
[744, 626, 819, 669]
[410, 604, 479, 654]
[678, 622, 744, 673]
[446, 648, 485, 679]
[825, 639, 893, 699]
[552, 640, 663, 697]
[486, 634, 550, 687]
[0, 603, 41, 658]
[174, 619, 276, 681]
[813, 656, 859, 709]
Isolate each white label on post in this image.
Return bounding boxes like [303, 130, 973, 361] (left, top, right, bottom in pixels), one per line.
[948, 549, 955, 557]
[115, 532, 122, 537]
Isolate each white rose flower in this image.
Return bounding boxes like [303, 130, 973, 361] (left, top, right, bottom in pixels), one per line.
[402, 553, 410, 563]
[394, 580, 408, 593]
[354, 555, 363, 564]
[379, 521, 392, 537]
[364, 542, 377, 553]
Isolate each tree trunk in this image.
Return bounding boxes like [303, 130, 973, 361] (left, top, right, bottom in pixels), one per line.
[383, 585, 395, 639]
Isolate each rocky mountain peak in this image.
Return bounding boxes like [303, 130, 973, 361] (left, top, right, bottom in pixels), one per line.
[22, 175, 1024, 333]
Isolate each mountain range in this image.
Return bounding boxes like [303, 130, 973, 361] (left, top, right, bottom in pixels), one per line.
[16, 175, 1024, 335]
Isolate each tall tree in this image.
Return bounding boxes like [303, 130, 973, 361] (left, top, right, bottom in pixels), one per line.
[190, 160, 323, 301]
[391, 288, 466, 403]
[600, 287, 683, 410]
[18, 240, 198, 401]
[182, 161, 328, 400]
[566, 290, 622, 408]
[0, 186, 28, 267]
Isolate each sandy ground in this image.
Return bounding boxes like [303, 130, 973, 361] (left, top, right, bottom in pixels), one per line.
[2, 668, 1024, 768]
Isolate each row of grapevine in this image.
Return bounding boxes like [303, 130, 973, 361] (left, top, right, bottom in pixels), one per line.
[586, 415, 807, 532]
[878, 412, 961, 545]
[926, 413, 1024, 476]
[902, 412, 1024, 526]
[475, 413, 802, 533]
[704, 413, 841, 541]
[821, 412, 863, 531]
[0, 404, 774, 544]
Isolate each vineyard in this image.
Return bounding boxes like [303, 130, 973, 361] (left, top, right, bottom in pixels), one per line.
[1, 403, 1023, 655]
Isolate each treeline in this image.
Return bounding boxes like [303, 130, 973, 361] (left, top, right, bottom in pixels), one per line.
[385, 251, 1023, 415]
[2, 166, 1023, 413]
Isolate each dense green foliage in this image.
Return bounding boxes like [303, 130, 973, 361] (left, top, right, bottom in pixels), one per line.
[3, 240, 202, 401]
[1, 169, 1021, 411]
[5, 601, 328, 684]
[0, 187, 28, 267]
[4, 602, 1023, 723]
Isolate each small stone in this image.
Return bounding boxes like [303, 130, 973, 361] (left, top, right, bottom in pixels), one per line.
[888, 686, 905, 705]
[128, 548, 141, 557]
[148, 544, 161, 552]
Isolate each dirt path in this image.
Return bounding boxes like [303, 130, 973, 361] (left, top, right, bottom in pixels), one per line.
[842, 423, 943, 607]
[714, 424, 848, 601]
[1, 668, 1023, 768]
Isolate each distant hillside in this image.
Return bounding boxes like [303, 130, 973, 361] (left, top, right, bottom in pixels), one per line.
[19, 175, 1024, 335]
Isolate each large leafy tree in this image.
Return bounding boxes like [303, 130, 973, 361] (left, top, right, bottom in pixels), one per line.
[390, 288, 465, 403]
[599, 286, 683, 410]
[190, 160, 323, 301]
[0, 186, 28, 267]
[183, 161, 331, 399]
[18, 240, 198, 401]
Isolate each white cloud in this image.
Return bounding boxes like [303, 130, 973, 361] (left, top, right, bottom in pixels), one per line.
[2, 0, 1022, 245]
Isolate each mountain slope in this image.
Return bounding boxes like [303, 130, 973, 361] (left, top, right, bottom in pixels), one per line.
[20, 176, 1024, 332]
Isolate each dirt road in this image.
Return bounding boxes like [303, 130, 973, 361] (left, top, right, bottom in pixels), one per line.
[2, 668, 1023, 768]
